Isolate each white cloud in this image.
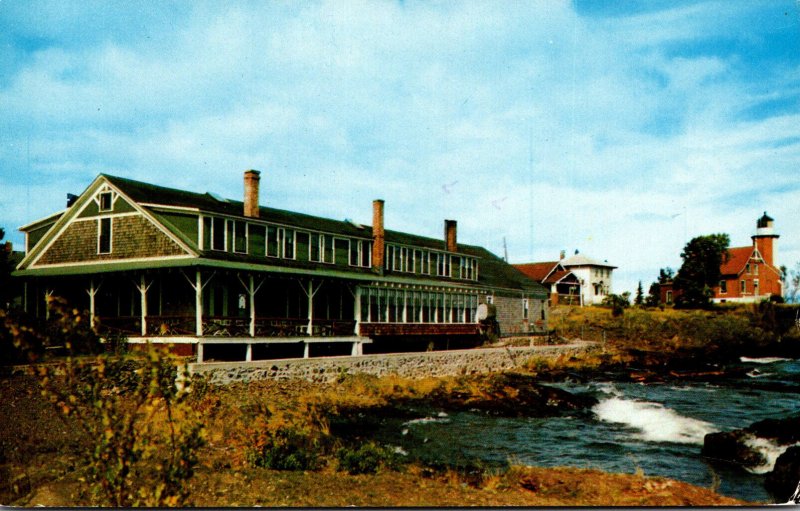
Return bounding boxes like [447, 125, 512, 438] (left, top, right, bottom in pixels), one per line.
[1, 0, 798, 297]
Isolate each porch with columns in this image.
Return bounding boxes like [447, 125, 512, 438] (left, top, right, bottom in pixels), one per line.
[23, 268, 367, 363]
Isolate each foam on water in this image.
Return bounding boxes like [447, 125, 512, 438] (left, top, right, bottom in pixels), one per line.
[742, 437, 800, 475]
[740, 356, 792, 364]
[403, 416, 451, 426]
[592, 397, 718, 444]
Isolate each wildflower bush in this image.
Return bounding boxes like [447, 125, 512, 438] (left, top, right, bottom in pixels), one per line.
[6, 296, 205, 506]
[244, 403, 330, 471]
[336, 442, 402, 475]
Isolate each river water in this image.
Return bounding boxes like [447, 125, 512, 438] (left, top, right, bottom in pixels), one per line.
[371, 357, 800, 503]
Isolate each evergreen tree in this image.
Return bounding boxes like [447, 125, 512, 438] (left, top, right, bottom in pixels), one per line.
[673, 234, 730, 309]
[646, 267, 674, 307]
[634, 281, 644, 306]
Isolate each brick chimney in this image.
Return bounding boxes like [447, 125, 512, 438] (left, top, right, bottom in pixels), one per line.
[372, 200, 385, 272]
[243, 170, 261, 218]
[444, 219, 457, 252]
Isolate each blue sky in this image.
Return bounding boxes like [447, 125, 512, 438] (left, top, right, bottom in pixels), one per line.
[1, 0, 799, 296]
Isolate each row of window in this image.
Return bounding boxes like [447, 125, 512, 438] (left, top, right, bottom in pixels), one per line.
[719, 279, 760, 295]
[199, 215, 479, 280]
[200, 216, 373, 269]
[360, 287, 479, 324]
[384, 244, 478, 280]
[744, 262, 759, 275]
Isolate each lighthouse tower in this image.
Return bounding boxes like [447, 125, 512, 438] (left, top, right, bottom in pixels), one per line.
[752, 212, 779, 266]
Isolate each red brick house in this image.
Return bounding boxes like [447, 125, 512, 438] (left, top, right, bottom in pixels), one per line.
[14, 171, 548, 362]
[659, 212, 783, 305]
[514, 260, 582, 305]
[712, 212, 782, 303]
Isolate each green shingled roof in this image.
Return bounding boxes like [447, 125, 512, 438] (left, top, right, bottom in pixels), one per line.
[100, 174, 546, 296]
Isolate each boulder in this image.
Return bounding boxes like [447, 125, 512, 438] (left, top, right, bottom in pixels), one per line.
[426, 372, 598, 417]
[702, 414, 800, 469]
[701, 430, 767, 468]
[765, 446, 800, 503]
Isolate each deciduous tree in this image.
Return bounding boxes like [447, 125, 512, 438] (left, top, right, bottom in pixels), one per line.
[673, 234, 730, 309]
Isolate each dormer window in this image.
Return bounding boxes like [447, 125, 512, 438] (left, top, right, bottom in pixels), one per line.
[99, 192, 113, 212]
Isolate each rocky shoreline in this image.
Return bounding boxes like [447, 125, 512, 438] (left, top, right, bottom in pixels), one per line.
[702, 414, 800, 502]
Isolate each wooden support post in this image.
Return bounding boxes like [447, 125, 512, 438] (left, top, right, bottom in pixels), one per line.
[86, 279, 97, 330]
[249, 275, 256, 337]
[354, 287, 362, 336]
[195, 270, 203, 336]
[182, 269, 215, 338]
[303, 342, 310, 359]
[351, 341, 363, 357]
[134, 275, 152, 336]
[44, 289, 53, 320]
[298, 279, 322, 336]
[197, 342, 204, 363]
[246, 343, 253, 362]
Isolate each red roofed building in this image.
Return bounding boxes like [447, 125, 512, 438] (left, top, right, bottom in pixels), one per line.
[660, 212, 783, 305]
[712, 212, 782, 303]
[515, 258, 582, 306]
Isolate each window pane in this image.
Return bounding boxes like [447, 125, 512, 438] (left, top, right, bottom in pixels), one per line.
[212, 217, 225, 251]
[284, 229, 294, 259]
[310, 234, 320, 262]
[202, 217, 212, 250]
[234, 221, 247, 253]
[350, 240, 359, 266]
[98, 218, 111, 253]
[361, 241, 371, 267]
[267, 226, 279, 257]
[323, 235, 334, 263]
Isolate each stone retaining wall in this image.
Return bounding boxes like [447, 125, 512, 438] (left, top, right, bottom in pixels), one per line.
[188, 341, 597, 385]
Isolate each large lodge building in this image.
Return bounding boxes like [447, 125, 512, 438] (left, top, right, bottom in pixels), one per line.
[14, 171, 548, 362]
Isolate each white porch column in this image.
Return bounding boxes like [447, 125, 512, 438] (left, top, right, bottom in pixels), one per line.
[195, 270, 203, 336]
[307, 280, 314, 335]
[245, 343, 253, 362]
[249, 275, 256, 337]
[86, 279, 97, 330]
[351, 341, 363, 356]
[237, 273, 265, 338]
[303, 342, 310, 358]
[402, 289, 408, 323]
[354, 286, 362, 336]
[197, 342, 204, 363]
[297, 279, 322, 336]
[44, 289, 53, 320]
[135, 275, 152, 336]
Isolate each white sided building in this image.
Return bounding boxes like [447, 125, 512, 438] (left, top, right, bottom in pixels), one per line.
[560, 252, 617, 306]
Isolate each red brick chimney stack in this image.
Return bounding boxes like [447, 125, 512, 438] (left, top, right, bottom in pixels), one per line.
[445, 219, 457, 252]
[243, 170, 261, 218]
[372, 200, 385, 272]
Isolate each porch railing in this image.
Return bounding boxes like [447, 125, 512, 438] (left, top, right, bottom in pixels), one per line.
[99, 315, 357, 338]
[203, 316, 250, 337]
[556, 294, 581, 306]
[95, 316, 141, 336]
[146, 316, 197, 336]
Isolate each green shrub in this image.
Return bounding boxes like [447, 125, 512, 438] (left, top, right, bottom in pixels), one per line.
[336, 442, 399, 475]
[8, 297, 205, 507]
[248, 427, 323, 471]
